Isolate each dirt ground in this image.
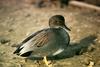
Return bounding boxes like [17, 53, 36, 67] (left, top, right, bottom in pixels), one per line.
[0, 4, 100, 67]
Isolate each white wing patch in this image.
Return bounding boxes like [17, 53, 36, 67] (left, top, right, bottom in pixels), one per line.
[19, 39, 35, 55]
[53, 48, 64, 56]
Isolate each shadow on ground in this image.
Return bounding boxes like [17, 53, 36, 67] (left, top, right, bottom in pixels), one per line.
[28, 35, 97, 60]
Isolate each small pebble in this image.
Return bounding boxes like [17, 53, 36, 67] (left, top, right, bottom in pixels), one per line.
[8, 29, 14, 32]
[87, 61, 94, 67]
[25, 14, 31, 17]
[0, 38, 10, 44]
[1, 51, 5, 55]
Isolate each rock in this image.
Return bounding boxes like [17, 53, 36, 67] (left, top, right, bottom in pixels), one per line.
[0, 36, 10, 44]
[8, 29, 14, 32]
[87, 61, 94, 67]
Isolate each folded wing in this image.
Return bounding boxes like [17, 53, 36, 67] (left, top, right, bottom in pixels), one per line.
[13, 28, 55, 57]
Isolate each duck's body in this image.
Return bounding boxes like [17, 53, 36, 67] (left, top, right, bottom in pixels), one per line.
[14, 27, 70, 57]
[13, 15, 70, 66]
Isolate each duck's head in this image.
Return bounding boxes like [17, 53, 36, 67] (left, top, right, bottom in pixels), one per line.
[49, 15, 71, 31]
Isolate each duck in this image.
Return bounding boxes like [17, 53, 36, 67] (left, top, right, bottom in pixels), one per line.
[13, 15, 71, 67]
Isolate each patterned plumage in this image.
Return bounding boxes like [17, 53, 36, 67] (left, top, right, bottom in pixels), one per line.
[13, 15, 70, 66]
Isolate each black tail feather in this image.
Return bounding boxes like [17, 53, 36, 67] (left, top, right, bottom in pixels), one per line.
[20, 51, 33, 57]
[13, 47, 23, 54]
[13, 46, 32, 57]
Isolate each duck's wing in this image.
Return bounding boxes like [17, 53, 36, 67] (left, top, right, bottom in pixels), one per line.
[13, 28, 55, 57]
[13, 29, 44, 54]
[21, 29, 46, 44]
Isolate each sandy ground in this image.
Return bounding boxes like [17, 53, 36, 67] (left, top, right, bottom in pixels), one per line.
[0, 5, 100, 67]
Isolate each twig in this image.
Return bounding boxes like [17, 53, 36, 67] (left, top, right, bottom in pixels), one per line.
[69, 1, 100, 12]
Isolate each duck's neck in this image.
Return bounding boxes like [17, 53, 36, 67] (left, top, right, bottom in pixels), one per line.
[50, 26, 67, 32]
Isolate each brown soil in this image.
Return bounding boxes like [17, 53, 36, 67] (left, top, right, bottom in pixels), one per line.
[0, 4, 100, 67]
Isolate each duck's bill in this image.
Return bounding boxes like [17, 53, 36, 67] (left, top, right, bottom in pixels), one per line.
[63, 25, 71, 31]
